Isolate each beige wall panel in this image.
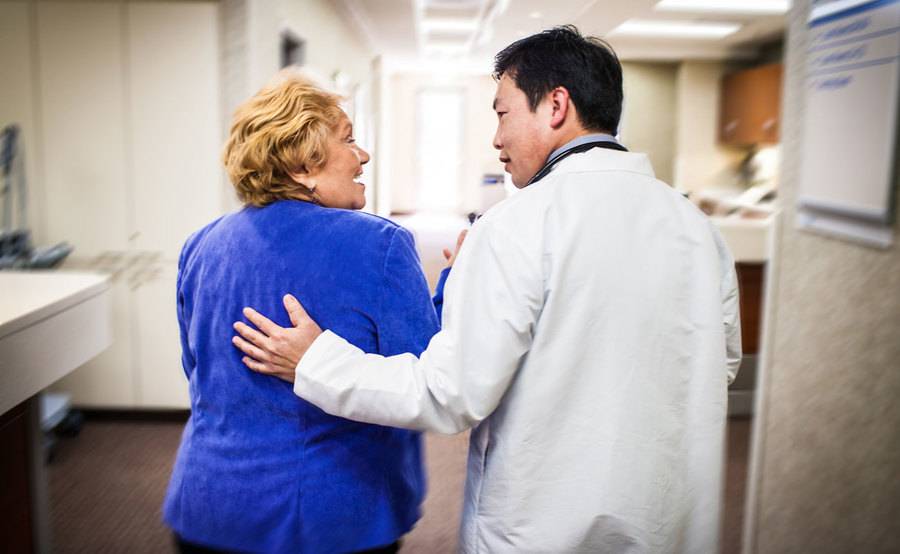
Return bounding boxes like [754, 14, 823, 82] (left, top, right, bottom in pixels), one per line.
[673, 61, 745, 193]
[51, 277, 136, 407]
[281, 0, 371, 86]
[36, 1, 130, 257]
[133, 263, 188, 408]
[0, 1, 44, 241]
[747, 2, 900, 552]
[621, 62, 677, 185]
[127, 1, 223, 261]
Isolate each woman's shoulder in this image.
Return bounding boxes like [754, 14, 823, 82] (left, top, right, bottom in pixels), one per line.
[322, 209, 415, 248]
[330, 208, 406, 232]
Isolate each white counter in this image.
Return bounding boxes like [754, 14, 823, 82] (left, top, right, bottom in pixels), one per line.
[0, 271, 112, 415]
[711, 214, 774, 263]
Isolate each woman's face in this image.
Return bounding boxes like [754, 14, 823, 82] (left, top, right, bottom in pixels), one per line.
[305, 112, 370, 210]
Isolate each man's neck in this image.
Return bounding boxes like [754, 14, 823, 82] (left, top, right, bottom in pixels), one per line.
[546, 130, 620, 164]
[550, 128, 592, 154]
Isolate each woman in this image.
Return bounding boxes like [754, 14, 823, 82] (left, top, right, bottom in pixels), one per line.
[163, 71, 449, 553]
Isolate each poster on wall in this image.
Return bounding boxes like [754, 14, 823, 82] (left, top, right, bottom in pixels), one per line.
[796, 0, 900, 248]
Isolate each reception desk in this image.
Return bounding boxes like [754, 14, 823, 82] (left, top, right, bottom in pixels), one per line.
[0, 271, 111, 552]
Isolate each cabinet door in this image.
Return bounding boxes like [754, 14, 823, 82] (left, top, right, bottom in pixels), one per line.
[36, 1, 131, 258]
[133, 262, 189, 409]
[51, 274, 137, 407]
[719, 63, 782, 146]
[127, 2, 223, 262]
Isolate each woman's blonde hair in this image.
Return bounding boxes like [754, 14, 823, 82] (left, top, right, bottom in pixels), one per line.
[223, 70, 344, 207]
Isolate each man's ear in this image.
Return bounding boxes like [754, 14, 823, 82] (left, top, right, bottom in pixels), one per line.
[548, 87, 571, 129]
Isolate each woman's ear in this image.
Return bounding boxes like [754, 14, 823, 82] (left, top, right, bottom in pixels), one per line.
[287, 167, 315, 190]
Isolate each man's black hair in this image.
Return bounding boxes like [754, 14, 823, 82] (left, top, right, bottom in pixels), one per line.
[493, 25, 623, 134]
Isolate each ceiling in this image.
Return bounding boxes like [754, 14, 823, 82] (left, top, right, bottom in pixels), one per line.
[335, 0, 789, 71]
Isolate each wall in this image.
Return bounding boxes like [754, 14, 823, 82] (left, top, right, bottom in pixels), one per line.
[387, 71, 501, 215]
[222, 0, 374, 210]
[745, 1, 900, 552]
[673, 61, 747, 193]
[620, 62, 678, 185]
[0, 1, 44, 243]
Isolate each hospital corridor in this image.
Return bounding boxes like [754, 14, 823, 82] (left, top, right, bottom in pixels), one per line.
[2, 0, 899, 553]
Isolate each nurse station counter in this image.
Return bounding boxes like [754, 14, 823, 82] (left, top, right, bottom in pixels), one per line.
[1, 271, 111, 552]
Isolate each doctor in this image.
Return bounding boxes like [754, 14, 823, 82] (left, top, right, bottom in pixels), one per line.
[232, 26, 741, 553]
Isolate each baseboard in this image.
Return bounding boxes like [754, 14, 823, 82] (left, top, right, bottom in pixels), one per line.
[728, 390, 755, 416]
[79, 408, 190, 423]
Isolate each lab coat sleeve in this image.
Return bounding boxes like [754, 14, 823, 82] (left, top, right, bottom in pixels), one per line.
[721, 254, 742, 385]
[293, 217, 543, 434]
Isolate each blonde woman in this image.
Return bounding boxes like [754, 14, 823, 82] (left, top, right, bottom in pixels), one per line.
[163, 72, 450, 554]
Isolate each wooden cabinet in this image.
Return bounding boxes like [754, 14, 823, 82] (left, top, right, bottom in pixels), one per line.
[0, 402, 34, 554]
[736, 262, 766, 355]
[719, 63, 783, 146]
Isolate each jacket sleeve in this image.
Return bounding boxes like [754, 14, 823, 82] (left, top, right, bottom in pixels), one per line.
[431, 267, 451, 322]
[293, 217, 543, 434]
[375, 227, 441, 357]
[176, 243, 196, 379]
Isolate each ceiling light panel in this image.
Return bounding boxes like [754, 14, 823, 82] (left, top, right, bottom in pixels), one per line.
[609, 19, 742, 39]
[655, 0, 791, 15]
[421, 17, 479, 33]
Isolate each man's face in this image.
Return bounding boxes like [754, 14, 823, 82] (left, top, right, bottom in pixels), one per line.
[492, 74, 554, 188]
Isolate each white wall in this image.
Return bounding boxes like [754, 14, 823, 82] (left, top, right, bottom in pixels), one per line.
[620, 62, 678, 185]
[239, 0, 372, 95]
[673, 61, 746, 192]
[386, 71, 501, 215]
[227, 0, 375, 210]
[0, 1, 43, 243]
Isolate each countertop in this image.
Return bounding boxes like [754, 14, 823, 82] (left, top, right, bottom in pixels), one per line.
[711, 214, 774, 263]
[0, 270, 111, 415]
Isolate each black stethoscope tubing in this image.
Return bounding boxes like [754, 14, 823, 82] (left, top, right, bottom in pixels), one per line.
[526, 140, 628, 187]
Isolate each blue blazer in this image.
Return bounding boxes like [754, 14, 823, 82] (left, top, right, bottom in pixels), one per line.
[163, 200, 448, 553]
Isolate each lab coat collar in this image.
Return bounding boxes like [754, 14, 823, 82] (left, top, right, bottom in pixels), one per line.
[547, 147, 657, 181]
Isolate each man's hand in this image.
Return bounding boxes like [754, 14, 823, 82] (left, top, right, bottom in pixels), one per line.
[442, 229, 468, 267]
[232, 294, 322, 383]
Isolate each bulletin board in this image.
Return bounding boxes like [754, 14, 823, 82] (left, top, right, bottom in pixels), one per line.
[796, 0, 900, 248]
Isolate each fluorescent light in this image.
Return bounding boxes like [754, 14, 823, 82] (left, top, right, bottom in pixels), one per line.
[424, 41, 469, 55]
[529, 11, 542, 19]
[609, 19, 742, 39]
[655, 0, 790, 15]
[421, 17, 478, 33]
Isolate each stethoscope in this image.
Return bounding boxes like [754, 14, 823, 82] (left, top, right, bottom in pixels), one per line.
[468, 140, 628, 225]
[526, 139, 628, 187]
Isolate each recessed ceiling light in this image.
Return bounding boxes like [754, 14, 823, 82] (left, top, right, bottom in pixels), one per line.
[425, 40, 469, 53]
[529, 11, 542, 19]
[609, 19, 742, 39]
[655, 0, 790, 15]
[421, 17, 478, 33]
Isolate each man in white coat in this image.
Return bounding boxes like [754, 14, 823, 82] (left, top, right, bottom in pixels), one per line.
[232, 26, 741, 553]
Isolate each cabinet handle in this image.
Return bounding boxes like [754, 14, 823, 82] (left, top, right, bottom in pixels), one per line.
[725, 120, 739, 134]
[762, 118, 776, 131]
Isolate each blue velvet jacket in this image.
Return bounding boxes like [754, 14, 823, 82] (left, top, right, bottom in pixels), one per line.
[163, 200, 448, 553]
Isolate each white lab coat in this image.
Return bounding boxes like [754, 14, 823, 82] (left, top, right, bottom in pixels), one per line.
[295, 148, 741, 553]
